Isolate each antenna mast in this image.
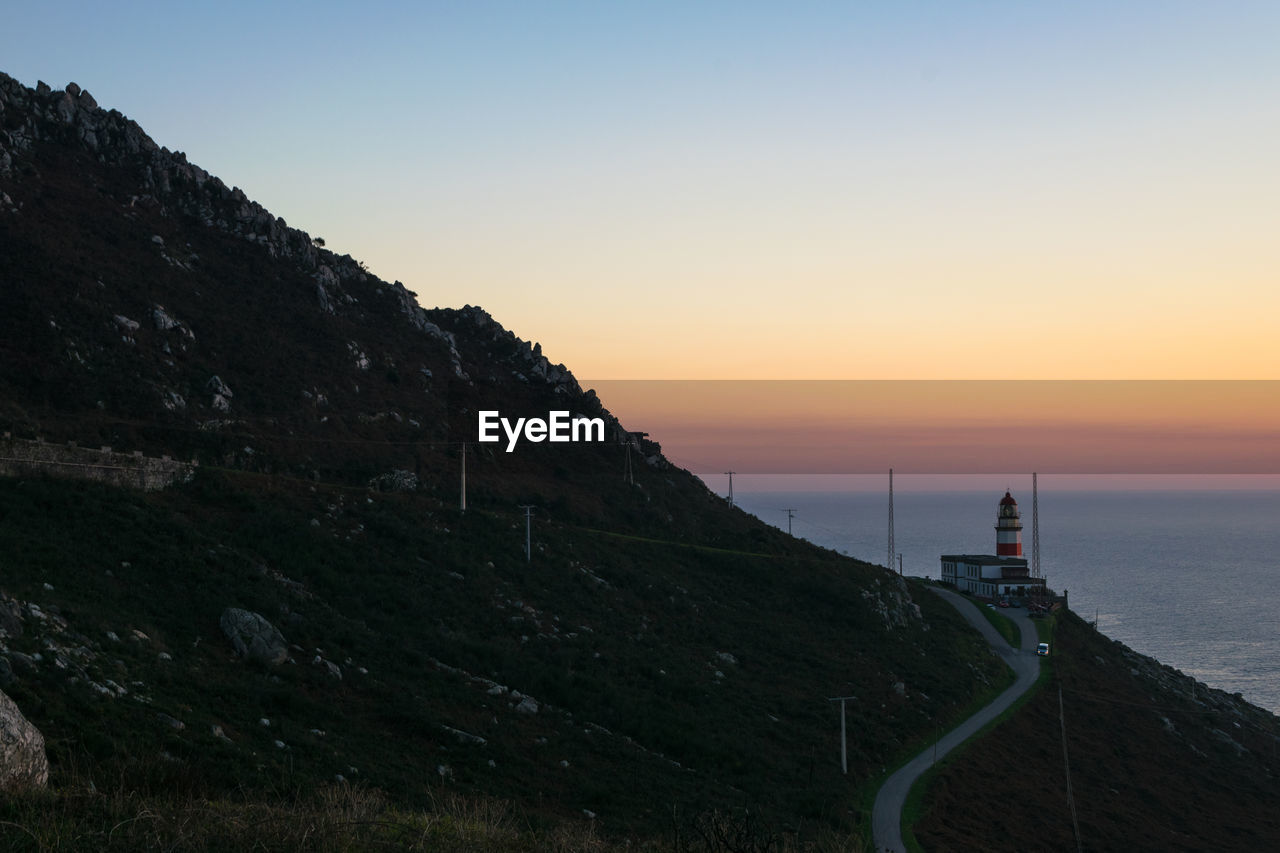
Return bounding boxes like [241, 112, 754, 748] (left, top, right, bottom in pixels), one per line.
[888, 468, 895, 570]
[1032, 472, 1041, 579]
[1032, 472, 1043, 606]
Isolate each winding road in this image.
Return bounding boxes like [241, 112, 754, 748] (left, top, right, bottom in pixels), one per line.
[871, 589, 1041, 853]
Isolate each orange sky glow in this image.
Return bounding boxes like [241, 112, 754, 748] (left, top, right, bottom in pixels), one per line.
[586, 381, 1280, 474]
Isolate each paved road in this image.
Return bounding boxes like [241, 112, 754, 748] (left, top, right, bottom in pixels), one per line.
[871, 590, 1040, 853]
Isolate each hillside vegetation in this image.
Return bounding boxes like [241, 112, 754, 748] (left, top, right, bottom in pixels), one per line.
[913, 610, 1280, 851]
[0, 73, 1010, 847]
[7, 71, 1276, 852]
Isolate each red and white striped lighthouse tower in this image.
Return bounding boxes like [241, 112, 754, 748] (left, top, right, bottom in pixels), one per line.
[995, 490, 1023, 557]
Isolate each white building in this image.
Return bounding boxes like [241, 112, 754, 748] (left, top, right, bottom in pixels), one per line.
[940, 491, 1046, 599]
[940, 554, 1044, 598]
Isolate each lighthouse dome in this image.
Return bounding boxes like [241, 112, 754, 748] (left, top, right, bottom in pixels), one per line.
[1000, 491, 1017, 506]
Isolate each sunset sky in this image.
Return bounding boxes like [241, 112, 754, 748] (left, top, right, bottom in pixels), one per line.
[589, 380, 1280, 474]
[4, 2, 1277, 472]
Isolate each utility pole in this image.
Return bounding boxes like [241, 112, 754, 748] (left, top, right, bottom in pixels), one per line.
[888, 468, 895, 570]
[827, 696, 857, 774]
[724, 471, 736, 506]
[518, 505, 534, 562]
[460, 442, 467, 512]
[898, 554, 903, 576]
[784, 508, 796, 536]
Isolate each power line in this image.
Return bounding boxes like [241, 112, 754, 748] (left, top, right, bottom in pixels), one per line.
[754, 507, 856, 545]
[1059, 685, 1084, 853]
[182, 461, 891, 566]
[755, 512, 889, 559]
[59, 446, 804, 561]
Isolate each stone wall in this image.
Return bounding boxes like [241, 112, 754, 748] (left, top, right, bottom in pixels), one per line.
[0, 435, 194, 491]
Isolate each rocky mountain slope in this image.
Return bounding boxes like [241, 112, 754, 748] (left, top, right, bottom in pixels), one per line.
[0, 73, 1013, 847]
[0, 72, 588, 464]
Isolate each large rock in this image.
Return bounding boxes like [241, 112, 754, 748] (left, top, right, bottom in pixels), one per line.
[0, 595, 23, 640]
[207, 375, 233, 412]
[219, 608, 289, 665]
[0, 689, 48, 789]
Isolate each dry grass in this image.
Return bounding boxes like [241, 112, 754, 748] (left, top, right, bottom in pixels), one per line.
[0, 779, 864, 852]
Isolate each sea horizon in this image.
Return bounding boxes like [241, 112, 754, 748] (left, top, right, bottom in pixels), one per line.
[697, 472, 1280, 493]
[710, 478, 1280, 715]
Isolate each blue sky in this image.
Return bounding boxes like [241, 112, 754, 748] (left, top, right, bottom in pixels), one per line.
[4, 1, 1278, 379]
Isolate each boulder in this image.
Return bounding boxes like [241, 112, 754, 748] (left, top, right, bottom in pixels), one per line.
[156, 713, 185, 731]
[206, 375, 233, 398]
[54, 92, 76, 123]
[0, 596, 22, 639]
[0, 689, 48, 789]
[219, 608, 288, 665]
[6, 653, 37, 674]
[207, 375, 233, 412]
[153, 305, 180, 331]
[311, 655, 342, 679]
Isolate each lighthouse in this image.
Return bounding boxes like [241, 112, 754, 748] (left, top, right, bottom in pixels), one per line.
[940, 489, 1044, 599]
[995, 490, 1023, 557]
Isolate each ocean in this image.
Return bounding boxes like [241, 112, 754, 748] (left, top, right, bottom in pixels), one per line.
[726, 481, 1280, 714]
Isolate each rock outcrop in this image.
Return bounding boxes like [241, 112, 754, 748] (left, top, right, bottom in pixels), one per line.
[0, 73, 611, 420]
[0, 689, 48, 789]
[368, 469, 418, 492]
[219, 608, 289, 665]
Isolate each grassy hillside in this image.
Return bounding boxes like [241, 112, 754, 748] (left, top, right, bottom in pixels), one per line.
[0, 467, 1006, 846]
[913, 609, 1280, 851]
